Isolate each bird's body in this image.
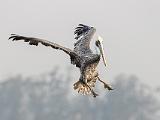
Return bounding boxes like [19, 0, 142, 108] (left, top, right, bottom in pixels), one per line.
[73, 38, 101, 96]
[9, 24, 113, 97]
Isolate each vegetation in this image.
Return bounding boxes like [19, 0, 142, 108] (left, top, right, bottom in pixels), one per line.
[0, 68, 159, 120]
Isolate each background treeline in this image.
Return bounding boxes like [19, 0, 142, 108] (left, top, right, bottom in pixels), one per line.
[0, 67, 159, 120]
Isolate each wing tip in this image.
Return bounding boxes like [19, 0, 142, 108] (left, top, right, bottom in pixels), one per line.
[8, 34, 18, 40]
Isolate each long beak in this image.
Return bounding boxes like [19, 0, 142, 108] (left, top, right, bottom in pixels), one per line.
[97, 36, 108, 67]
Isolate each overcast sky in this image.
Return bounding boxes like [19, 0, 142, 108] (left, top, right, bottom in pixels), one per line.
[0, 0, 160, 87]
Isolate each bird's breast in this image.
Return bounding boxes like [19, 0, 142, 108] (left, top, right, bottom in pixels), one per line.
[85, 62, 99, 81]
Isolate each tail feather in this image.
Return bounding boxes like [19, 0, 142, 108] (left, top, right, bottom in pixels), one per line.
[74, 81, 90, 95]
[73, 78, 97, 95]
[87, 77, 96, 87]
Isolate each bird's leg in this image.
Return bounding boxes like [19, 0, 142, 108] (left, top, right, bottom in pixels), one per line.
[81, 75, 98, 97]
[97, 76, 113, 90]
[85, 84, 98, 97]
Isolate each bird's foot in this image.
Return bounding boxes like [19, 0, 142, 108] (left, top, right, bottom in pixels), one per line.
[104, 83, 114, 90]
[92, 91, 99, 98]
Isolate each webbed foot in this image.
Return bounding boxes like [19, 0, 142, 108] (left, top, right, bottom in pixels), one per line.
[104, 83, 114, 90]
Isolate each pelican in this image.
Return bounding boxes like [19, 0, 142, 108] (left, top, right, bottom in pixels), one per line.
[9, 24, 113, 97]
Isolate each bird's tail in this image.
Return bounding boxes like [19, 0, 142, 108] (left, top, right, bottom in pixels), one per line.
[73, 78, 96, 95]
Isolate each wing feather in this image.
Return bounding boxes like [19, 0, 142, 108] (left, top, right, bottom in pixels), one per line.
[9, 34, 76, 57]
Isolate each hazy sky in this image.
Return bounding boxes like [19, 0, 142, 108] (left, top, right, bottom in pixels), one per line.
[0, 0, 160, 87]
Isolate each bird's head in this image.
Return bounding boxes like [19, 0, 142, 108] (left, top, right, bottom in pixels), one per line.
[74, 24, 96, 40]
[95, 36, 108, 67]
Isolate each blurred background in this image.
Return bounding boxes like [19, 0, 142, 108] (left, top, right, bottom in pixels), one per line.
[0, 0, 160, 120]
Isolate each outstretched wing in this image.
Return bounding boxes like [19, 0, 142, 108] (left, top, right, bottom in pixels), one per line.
[9, 34, 76, 57]
[74, 24, 96, 55]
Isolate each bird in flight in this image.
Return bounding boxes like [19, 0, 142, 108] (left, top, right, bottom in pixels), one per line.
[9, 24, 113, 97]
